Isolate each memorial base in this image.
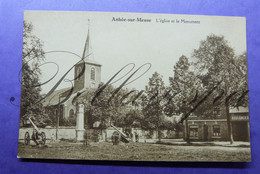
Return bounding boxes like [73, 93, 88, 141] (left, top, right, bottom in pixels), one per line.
[76, 129, 85, 142]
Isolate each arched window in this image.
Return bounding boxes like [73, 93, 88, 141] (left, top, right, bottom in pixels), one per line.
[69, 109, 74, 117]
[91, 67, 95, 80]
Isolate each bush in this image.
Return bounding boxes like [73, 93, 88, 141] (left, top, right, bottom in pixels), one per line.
[83, 130, 90, 145]
[60, 115, 76, 127]
[158, 130, 164, 139]
[145, 130, 154, 139]
[111, 131, 120, 145]
[84, 130, 100, 145]
[166, 130, 175, 139]
[92, 131, 99, 142]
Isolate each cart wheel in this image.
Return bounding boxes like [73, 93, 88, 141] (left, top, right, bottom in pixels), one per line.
[41, 132, 46, 145]
[24, 132, 30, 145]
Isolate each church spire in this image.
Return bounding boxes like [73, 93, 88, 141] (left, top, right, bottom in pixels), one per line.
[82, 19, 92, 60]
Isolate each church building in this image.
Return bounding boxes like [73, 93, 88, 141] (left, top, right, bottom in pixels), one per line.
[42, 27, 102, 127]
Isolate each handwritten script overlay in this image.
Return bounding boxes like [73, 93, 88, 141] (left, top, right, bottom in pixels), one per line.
[11, 50, 248, 123]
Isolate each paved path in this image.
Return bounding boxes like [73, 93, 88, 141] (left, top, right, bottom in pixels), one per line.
[139, 139, 250, 147]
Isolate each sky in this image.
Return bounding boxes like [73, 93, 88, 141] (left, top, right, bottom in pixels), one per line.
[24, 11, 247, 94]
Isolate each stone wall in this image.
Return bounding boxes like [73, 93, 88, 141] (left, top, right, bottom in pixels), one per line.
[18, 127, 183, 142]
[18, 127, 76, 141]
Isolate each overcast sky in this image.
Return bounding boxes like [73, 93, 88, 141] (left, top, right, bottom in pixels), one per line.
[24, 11, 247, 94]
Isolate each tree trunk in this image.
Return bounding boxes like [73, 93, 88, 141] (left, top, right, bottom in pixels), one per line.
[157, 111, 161, 142]
[157, 127, 161, 142]
[103, 129, 107, 142]
[100, 129, 103, 141]
[225, 87, 234, 144]
[185, 119, 190, 144]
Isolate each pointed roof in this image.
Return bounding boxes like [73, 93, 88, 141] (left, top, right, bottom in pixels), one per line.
[82, 28, 91, 60]
[80, 22, 101, 66]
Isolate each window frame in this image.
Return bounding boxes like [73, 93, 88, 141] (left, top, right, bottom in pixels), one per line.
[189, 125, 199, 138]
[212, 124, 221, 137]
[90, 67, 95, 81]
[77, 66, 83, 81]
[69, 109, 75, 117]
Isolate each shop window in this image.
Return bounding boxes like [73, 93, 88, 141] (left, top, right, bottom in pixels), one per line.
[189, 125, 199, 138]
[213, 125, 220, 137]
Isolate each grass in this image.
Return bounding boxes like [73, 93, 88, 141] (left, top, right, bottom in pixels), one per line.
[17, 141, 251, 162]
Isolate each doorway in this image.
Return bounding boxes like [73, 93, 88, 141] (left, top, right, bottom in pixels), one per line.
[203, 124, 208, 141]
[232, 122, 249, 141]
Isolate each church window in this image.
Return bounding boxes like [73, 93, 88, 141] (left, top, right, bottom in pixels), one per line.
[77, 66, 83, 80]
[91, 67, 95, 80]
[69, 109, 74, 117]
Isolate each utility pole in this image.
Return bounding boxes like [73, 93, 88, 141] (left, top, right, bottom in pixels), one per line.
[56, 95, 61, 140]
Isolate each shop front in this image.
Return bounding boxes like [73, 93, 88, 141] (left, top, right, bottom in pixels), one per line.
[231, 113, 250, 142]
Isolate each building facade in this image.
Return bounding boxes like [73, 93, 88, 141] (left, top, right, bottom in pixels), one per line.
[184, 107, 249, 142]
[230, 107, 250, 141]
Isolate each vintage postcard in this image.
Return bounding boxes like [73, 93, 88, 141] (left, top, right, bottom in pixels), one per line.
[18, 11, 250, 162]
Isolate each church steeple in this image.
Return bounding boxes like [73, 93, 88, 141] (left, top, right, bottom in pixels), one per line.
[74, 20, 102, 92]
[82, 29, 90, 59]
[82, 20, 93, 60]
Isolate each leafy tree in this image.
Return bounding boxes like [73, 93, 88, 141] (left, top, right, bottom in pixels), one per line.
[167, 55, 204, 143]
[20, 21, 47, 126]
[76, 83, 132, 140]
[234, 52, 248, 108]
[142, 72, 166, 142]
[192, 34, 248, 144]
[119, 109, 144, 129]
[169, 55, 204, 113]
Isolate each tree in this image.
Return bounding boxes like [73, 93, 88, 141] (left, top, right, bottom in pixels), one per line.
[142, 72, 166, 142]
[120, 109, 144, 129]
[234, 52, 248, 108]
[76, 83, 132, 140]
[20, 21, 47, 126]
[168, 55, 204, 143]
[89, 84, 131, 127]
[169, 55, 204, 113]
[192, 34, 248, 144]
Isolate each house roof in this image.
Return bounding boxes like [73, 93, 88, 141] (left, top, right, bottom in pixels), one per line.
[43, 86, 100, 107]
[42, 87, 71, 107]
[163, 114, 182, 122]
[84, 59, 101, 66]
[230, 106, 249, 113]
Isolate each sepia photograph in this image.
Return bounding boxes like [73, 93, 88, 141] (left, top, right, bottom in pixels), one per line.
[17, 11, 250, 162]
